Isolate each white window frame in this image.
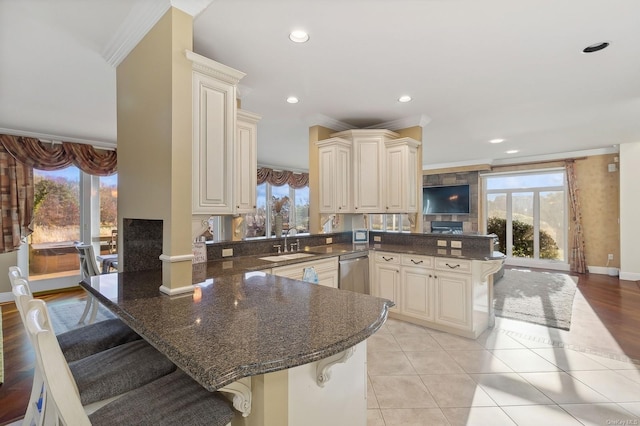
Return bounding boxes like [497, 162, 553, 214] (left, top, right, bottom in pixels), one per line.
[481, 168, 569, 271]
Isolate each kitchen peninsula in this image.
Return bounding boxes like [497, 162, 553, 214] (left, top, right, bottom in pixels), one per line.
[81, 267, 392, 426]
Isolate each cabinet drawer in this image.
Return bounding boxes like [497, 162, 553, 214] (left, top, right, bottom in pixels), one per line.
[401, 254, 433, 268]
[374, 252, 400, 264]
[434, 258, 471, 274]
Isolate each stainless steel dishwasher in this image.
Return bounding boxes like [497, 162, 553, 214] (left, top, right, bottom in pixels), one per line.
[339, 252, 369, 294]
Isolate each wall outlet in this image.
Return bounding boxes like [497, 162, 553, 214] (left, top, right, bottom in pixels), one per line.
[326, 237, 333, 244]
[222, 248, 233, 257]
[437, 240, 447, 247]
[451, 241, 462, 249]
[608, 253, 614, 260]
[374, 236, 381, 242]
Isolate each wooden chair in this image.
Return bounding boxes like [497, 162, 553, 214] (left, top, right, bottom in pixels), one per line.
[25, 299, 234, 426]
[75, 244, 101, 324]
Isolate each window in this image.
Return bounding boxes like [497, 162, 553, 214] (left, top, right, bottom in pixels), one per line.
[29, 167, 81, 278]
[245, 183, 309, 239]
[28, 167, 117, 280]
[484, 170, 567, 264]
[369, 214, 411, 233]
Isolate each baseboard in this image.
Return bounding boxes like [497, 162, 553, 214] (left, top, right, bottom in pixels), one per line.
[620, 270, 640, 281]
[588, 266, 616, 275]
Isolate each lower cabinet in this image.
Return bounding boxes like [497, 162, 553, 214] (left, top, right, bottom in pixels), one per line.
[434, 271, 471, 330]
[401, 266, 434, 321]
[371, 251, 486, 338]
[372, 252, 400, 313]
[271, 257, 339, 288]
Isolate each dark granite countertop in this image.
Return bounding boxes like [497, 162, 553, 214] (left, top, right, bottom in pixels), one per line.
[82, 269, 393, 391]
[196, 242, 505, 279]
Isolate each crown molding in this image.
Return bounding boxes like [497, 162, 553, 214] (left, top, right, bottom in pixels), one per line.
[422, 146, 620, 171]
[366, 114, 431, 130]
[102, 1, 215, 68]
[102, 0, 172, 68]
[0, 127, 116, 150]
[171, 0, 215, 17]
[304, 114, 355, 132]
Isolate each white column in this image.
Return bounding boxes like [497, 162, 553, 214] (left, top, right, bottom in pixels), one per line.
[619, 142, 640, 280]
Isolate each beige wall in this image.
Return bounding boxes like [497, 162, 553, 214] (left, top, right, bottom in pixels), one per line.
[116, 8, 193, 288]
[574, 154, 620, 269]
[0, 251, 19, 294]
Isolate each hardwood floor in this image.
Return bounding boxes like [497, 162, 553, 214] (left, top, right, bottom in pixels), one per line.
[1, 273, 640, 425]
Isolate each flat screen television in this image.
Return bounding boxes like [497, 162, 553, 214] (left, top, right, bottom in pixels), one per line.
[423, 184, 470, 215]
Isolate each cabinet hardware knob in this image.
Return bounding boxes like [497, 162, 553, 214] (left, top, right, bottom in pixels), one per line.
[429, 274, 433, 278]
[411, 259, 423, 264]
[445, 263, 461, 269]
[434, 275, 438, 279]
[382, 256, 393, 261]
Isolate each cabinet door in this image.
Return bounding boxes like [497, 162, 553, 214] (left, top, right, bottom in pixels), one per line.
[353, 137, 383, 212]
[384, 139, 419, 213]
[192, 71, 236, 215]
[434, 271, 471, 330]
[318, 146, 337, 213]
[235, 110, 260, 213]
[401, 266, 434, 321]
[374, 263, 400, 312]
[335, 144, 352, 212]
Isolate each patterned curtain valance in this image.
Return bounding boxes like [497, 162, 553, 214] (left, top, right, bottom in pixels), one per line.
[257, 167, 309, 189]
[0, 134, 117, 176]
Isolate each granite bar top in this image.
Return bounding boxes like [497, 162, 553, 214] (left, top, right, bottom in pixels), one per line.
[82, 269, 393, 391]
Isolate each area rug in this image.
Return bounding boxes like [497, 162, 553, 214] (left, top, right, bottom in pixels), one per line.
[493, 268, 579, 330]
[48, 300, 116, 335]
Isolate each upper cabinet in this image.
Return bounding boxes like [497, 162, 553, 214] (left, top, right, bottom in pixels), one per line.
[235, 110, 261, 213]
[384, 138, 420, 213]
[187, 51, 247, 215]
[316, 137, 352, 213]
[316, 129, 421, 214]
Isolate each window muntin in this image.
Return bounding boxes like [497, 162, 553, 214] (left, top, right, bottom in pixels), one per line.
[485, 170, 566, 262]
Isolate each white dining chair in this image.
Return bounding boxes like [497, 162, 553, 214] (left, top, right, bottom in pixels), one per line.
[12, 281, 177, 421]
[25, 299, 234, 426]
[75, 244, 101, 324]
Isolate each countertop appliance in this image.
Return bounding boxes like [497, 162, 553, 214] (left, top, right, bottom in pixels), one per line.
[339, 251, 369, 294]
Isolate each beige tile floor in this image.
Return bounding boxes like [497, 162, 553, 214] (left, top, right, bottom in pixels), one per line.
[367, 318, 640, 426]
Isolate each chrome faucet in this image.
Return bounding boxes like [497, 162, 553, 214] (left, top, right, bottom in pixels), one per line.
[283, 229, 291, 253]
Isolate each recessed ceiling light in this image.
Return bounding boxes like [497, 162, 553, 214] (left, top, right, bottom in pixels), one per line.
[582, 41, 610, 53]
[289, 30, 309, 43]
[505, 149, 519, 154]
[398, 95, 412, 103]
[489, 138, 505, 144]
[286, 96, 299, 104]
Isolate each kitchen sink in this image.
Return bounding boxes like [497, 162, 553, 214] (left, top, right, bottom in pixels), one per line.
[259, 253, 316, 262]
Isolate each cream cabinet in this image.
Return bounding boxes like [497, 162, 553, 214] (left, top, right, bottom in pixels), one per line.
[384, 138, 420, 213]
[316, 138, 352, 213]
[235, 110, 261, 213]
[372, 252, 400, 312]
[188, 51, 245, 215]
[400, 254, 434, 321]
[271, 257, 339, 288]
[316, 129, 421, 214]
[370, 251, 502, 339]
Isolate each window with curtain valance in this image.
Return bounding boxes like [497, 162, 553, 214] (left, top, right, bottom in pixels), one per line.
[257, 167, 308, 188]
[0, 134, 117, 253]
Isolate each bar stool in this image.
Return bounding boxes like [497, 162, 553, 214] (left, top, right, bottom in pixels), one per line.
[75, 244, 101, 324]
[25, 299, 234, 426]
